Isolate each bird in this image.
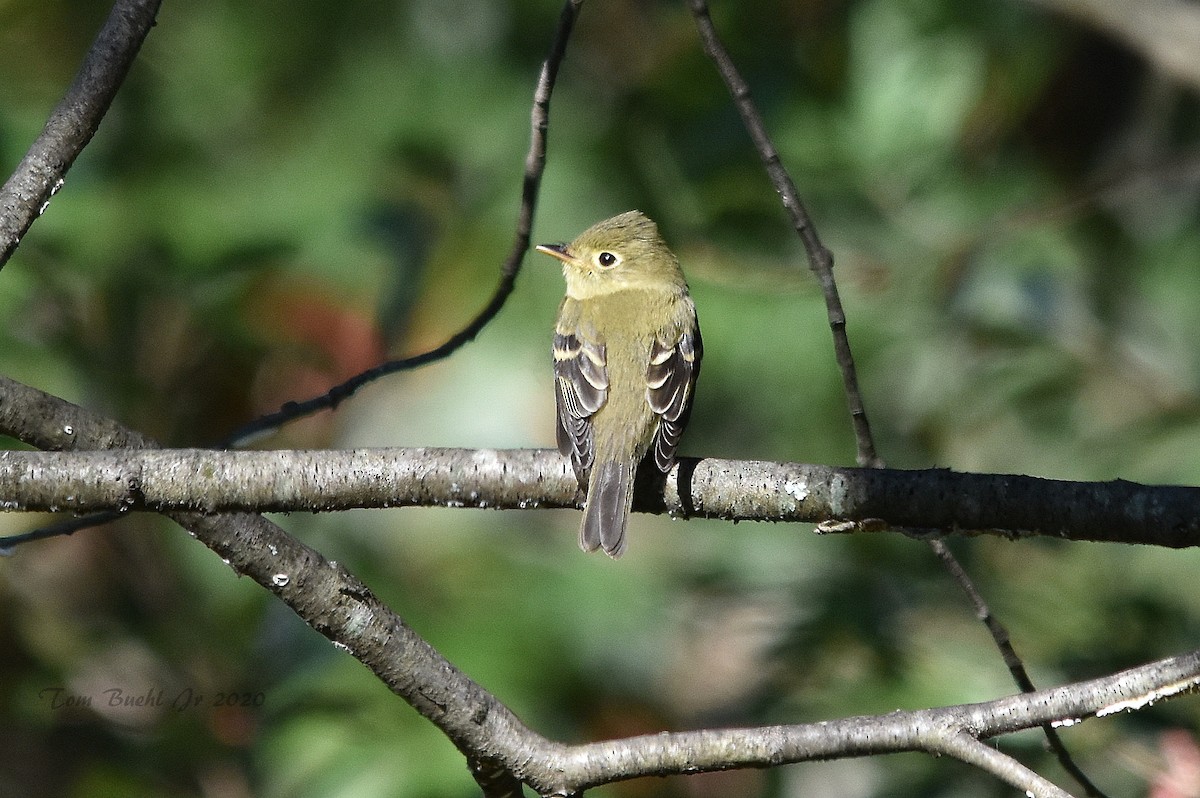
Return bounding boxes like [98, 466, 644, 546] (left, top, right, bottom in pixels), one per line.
[536, 211, 702, 557]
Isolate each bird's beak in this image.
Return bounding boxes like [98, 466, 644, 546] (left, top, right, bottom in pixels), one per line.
[535, 242, 576, 265]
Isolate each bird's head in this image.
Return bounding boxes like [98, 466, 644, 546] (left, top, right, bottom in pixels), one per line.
[536, 211, 685, 299]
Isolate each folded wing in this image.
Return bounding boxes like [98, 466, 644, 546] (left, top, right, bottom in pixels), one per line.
[645, 326, 702, 472]
[553, 329, 608, 480]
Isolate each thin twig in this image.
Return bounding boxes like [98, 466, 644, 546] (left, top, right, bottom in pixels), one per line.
[0, 0, 162, 269]
[0, 511, 123, 554]
[686, 0, 879, 469]
[930, 540, 1110, 798]
[685, 3, 1104, 794]
[222, 0, 584, 447]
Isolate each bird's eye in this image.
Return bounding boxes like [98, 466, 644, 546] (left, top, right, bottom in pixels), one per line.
[597, 251, 618, 268]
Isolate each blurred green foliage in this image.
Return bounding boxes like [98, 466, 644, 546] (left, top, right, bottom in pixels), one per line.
[3, 0, 1200, 796]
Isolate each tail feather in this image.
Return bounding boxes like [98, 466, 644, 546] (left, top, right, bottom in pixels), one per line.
[580, 461, 634, 558]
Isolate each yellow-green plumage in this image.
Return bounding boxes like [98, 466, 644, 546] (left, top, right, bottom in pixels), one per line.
[537, 211, 701, 557]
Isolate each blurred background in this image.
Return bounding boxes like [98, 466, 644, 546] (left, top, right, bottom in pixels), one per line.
[3, 0, 1200, 795]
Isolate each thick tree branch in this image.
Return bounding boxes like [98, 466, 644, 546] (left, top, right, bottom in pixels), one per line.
[527, 648, 1199, 793]
[0, 0, 161, 269]
[3, 441, 1200, 551]
[4, 356, 1199, 797]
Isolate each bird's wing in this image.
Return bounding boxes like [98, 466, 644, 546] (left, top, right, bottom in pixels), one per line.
[645, 325, 702, 472]
[553, 328, 608, 480]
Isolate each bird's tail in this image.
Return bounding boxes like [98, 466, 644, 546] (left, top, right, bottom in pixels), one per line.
[580, 460, 634, 558]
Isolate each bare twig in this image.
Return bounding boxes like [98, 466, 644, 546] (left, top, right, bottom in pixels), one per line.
[0, 0, 162, 269]
[222, 0, 584, 447]
[930, 540, 1110, 798]
[687, 0, 879, 469]
[0, 511, 123, 552]
[684, 3, 1105, 794]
